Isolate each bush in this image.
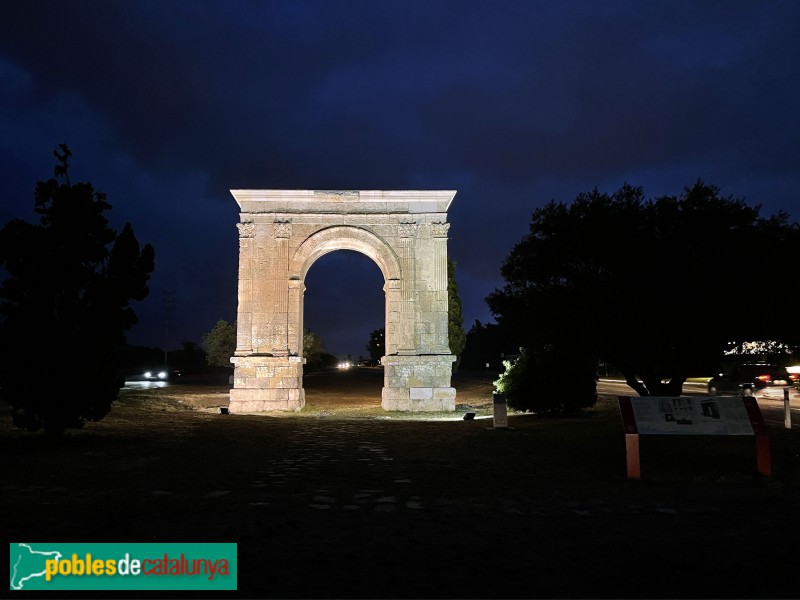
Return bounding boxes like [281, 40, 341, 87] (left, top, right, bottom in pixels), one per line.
[493, 347, 597, 415]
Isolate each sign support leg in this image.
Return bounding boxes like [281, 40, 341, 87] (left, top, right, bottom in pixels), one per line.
[625, 433, 641, 480]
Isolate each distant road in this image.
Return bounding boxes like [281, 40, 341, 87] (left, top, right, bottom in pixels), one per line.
[597, 378, 707, 397]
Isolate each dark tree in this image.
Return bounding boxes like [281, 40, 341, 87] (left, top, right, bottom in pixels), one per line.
[169, 341, 208, 375]
[0, 145, 155, 435]
[459, 320, 516, 372]
[487, 180, 800, 397]
[366, 327, 385, 363]
[448, 259, 466, 372]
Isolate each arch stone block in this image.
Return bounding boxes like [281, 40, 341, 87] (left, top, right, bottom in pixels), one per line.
[228, 189, 457, 414]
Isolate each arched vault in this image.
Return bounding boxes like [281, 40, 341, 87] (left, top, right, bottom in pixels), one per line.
[290, 225, 401, 281]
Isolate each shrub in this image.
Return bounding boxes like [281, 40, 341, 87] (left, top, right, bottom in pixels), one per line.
[494, 347, 597, 415]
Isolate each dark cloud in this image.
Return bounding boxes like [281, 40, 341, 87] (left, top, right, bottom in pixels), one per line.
[1, 0, 798, 356]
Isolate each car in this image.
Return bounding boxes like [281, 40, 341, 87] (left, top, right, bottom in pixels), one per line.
[707, 363, 796, 396]
[141, 367, 181, 381]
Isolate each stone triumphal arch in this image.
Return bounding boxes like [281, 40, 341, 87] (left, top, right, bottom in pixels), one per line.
[228, 189, 458, 414]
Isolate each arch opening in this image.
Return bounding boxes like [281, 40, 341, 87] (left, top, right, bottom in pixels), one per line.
[303, 249, 384, 366]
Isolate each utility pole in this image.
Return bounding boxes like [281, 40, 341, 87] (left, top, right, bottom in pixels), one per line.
[162, 290, 175, 365]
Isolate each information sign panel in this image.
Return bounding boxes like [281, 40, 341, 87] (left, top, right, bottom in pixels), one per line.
[618, 396, 760, 436]
[617, 395, 770, 479]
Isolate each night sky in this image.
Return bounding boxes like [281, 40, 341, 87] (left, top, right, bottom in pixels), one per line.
[2, 1, 798, 359]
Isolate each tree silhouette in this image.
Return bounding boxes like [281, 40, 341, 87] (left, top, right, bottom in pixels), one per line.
[0, 145, 155, 435]
[487, 180, 800, 397]
[459, 320, 516, 372]
[366, 327, 385, 363]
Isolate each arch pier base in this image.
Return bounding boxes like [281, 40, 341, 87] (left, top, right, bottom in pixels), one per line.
[229, 355, 306, 413]
[381, 354, 457, 411]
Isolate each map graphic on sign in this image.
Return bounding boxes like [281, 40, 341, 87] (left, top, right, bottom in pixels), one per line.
[9, 543, 62, 590]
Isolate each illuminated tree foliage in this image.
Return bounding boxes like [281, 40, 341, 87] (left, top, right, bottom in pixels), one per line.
[448, 259, 466, 372]
[302, 329, 327, 368]
[203, 319, 237, 369]
[487, 180, 800, 398]
[0, 145, 155, 435]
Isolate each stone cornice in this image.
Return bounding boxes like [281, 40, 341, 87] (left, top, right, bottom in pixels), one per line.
[230, 189, 456, 215]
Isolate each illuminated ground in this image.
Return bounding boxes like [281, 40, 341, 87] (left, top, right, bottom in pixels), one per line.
[2, 370, 799, 599]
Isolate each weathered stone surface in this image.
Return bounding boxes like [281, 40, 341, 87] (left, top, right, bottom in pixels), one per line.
[228, 190, 457, 414]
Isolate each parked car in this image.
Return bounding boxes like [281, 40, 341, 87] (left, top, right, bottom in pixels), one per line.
[707, 363, 796, 396]
[790, 365, 800, 391]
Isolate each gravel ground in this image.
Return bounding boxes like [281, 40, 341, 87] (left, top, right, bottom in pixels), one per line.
[3, 369, 799, 599]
